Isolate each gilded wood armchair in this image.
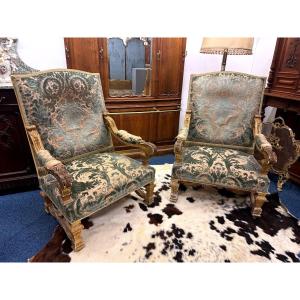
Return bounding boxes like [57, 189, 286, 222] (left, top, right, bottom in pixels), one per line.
[11, 69, 156, 251]
[170, 72, 277, 217]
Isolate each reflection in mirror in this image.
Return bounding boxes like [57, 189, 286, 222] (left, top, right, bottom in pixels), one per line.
[108, 37, 152, 97]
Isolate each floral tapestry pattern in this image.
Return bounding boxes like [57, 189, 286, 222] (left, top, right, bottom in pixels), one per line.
[12, 70, 112, 160]
[40, 152, 155, 222]
[172, 145, 269, 193]
[187, 72, 265, 148]
[116, 130, 143, 144]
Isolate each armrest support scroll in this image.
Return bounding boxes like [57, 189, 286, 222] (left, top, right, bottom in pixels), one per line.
[253, 115, 277, 175]
[174, 110, 191, 163]
[254, 133, 277, 175]
[26, 125, 72, 204]
[174, 127, 188, 163]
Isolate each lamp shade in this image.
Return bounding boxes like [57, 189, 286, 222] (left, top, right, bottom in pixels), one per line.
[200, 38, 254, 55]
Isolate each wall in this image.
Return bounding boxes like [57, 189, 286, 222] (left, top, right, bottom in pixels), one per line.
[16, 37, 66, 70]
[179, 37, 278, 128]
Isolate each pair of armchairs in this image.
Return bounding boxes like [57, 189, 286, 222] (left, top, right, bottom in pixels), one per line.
[11, 69, 276, 252]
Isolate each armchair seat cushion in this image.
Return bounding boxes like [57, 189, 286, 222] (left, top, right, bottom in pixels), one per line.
[40, 152, 155, 222]
[172, 145, 269, 193]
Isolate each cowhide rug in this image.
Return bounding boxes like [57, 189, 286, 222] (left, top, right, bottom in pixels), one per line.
[30, 164, 300, 263]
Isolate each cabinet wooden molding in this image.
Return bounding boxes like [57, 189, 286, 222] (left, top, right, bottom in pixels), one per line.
[64, 37, 186, 154]
[264, 37, 300, 185]
[266, 38, 300, 99]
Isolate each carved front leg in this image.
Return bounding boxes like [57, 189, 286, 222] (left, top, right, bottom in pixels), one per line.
[145, 182, 155, 205]
[40, 191, 84, 251]
[251, 192, 267, 217]
[69, 221, 85, 252]
[170, 178, 179, 203]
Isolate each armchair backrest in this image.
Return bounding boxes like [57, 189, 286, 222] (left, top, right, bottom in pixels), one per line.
[187, 72, 266, 150]
[11, 69, 113, 161]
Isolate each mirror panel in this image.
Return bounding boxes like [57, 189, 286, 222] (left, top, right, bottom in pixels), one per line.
[108, 37, 152, 97]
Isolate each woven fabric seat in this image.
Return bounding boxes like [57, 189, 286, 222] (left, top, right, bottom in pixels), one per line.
[41, 152, 155, 223]
[172, 145, 269, 193]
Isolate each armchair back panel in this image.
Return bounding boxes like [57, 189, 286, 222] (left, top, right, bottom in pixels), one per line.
[187, 72, 266, 149]
[11, 70, 113, 161]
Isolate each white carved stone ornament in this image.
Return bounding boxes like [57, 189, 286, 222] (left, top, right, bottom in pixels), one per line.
[0, 38, 36, 86]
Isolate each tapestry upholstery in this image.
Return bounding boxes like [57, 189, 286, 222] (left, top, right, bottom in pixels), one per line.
[115, 130, 143, 144]
[40, 152, 155, 223]
[187, 72, 265, 148]
[12, 70, 112, 161]
[172, 145, 269, 193]
[36, 149, 61, 166]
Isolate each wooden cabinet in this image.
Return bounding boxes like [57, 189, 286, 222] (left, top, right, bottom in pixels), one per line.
[64, 37, 186, 154]
[152, 38, 186, 98]
[156, 110, 181, 143]
[266, 38, 300, 98]
[65, 38, 101, 73]
[0, 88, 38, 193]
[264, 38, 300, 184]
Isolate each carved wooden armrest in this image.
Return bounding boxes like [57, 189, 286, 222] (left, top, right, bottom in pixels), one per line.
[26, 125, 72, 204]
[115, 130, 144, 144]
[103, 114, 157, 165]
[254, 133, 277, 175]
